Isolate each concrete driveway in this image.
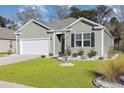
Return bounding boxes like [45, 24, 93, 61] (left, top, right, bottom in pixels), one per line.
[0, 54, 38, 66]
[0, 81, 31, 88]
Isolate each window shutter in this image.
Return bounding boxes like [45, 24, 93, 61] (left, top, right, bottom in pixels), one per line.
[71, 34, 75, 47]
[91, 32, 95, 47]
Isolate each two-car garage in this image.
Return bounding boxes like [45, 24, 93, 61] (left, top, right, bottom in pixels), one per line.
[20, 38, 50, 55]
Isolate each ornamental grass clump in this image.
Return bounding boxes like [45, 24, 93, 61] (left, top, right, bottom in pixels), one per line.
[98, 60, 124, 82]
[107, 47, 114, 59]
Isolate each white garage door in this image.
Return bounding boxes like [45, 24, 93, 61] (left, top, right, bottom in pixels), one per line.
[20, 38, 49, 55]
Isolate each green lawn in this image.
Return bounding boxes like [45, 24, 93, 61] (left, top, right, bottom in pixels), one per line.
[0, 52, 8, 57]
[0, 54, 122, 88]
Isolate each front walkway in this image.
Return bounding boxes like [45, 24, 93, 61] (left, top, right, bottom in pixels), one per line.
[0, 81, 31, 88]
[0, 54, 38, 66]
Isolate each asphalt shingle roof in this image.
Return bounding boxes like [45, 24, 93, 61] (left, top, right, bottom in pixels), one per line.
[47, 17, 77, 29]
[0, 28, 15, 40]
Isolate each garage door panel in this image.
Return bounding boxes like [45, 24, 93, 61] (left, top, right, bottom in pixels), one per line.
[20, 39, 49, 55]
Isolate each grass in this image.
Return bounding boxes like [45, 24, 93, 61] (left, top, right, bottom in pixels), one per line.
[0, 54, 123, 88]
[0, 52, 8, 57]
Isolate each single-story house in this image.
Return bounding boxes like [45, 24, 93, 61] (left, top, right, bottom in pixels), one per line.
[15, 17, 114, 57]
[0, 28, 16, 52]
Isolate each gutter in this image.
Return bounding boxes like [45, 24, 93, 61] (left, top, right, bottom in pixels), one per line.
[47, 29, 72, 32]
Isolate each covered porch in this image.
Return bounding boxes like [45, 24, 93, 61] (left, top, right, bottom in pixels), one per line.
[52, 29, 71, 56]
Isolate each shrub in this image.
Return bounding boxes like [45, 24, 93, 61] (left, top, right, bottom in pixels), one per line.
[7, 49, 13, 55]
[78, 49, 84, 56]
[64, 48, 71, 56]
[98, 60, 124, 82]
[72, 53, 78, 57]
[87, 49, 97, 58]
[49, 53, 53, 56]
[59, 51, 64, 57]
[41, 55, 46, 58]
[0, 52, 6, 54]
[99, 57, 104, 60]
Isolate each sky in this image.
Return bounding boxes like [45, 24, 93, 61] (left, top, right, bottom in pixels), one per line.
[0, 5, 123, 22]
[0, 5, 96, 19]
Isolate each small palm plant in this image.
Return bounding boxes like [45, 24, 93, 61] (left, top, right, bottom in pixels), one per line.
[98, 60, 124, 82]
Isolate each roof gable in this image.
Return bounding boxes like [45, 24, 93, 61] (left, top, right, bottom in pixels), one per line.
[65, 17, 104, 29]
[15, 19, 52, 34]
[47, 17, 104, 30]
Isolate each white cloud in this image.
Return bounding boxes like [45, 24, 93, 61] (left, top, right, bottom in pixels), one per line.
[19, 7, 25, 12]
[108, 5, 124, 21]
[39, 6, 48, 13]
[113, 8, 121, 14]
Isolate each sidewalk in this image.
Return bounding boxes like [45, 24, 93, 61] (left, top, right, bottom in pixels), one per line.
[0, 81, 32, 88]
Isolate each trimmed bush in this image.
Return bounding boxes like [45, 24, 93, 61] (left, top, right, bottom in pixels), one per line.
[59, 51, 64, 57]
[72, 53, 78, 57]
[41, 55, 46, 58]
[78, 49, 84, 56]
[7, 49, 13, 55]
[87, 49, 97, 58]
[49, 53, 53, 56]
[99, 57, 104, 60]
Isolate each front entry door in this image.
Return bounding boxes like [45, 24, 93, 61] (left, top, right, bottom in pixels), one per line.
[61, 34, 65, 53]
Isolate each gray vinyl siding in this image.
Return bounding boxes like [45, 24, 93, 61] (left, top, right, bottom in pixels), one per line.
[17, 22, 53, 54]
[66, 21, 102, 56]
[104, 30, 114, 57]
[0, 39, 15, 52]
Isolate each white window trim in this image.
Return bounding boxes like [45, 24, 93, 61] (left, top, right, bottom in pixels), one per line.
[83, 32, 91, 47]
[75, 34, 82, 47]
[74, 32, 92, 48]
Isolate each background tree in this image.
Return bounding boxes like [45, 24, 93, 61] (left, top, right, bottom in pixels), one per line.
[96, 5, 114, 25]
[70, 7, 82, 18]
[15, 6, 43, 27]
[52, 6, 71, 20]
[0, 16, 6, 27]
[70, 7, 98, 22]
[81, 10, 98, 22]
[110, 17, 119, 26]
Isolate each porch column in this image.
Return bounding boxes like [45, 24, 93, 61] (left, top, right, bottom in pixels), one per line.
[64, 32, 67, 51]
[53, 32, 56, 55]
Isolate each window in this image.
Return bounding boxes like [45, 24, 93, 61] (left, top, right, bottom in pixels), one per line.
[72, 32, 95, 47]
[83, 33, 91, 47]
[75, 34, 82, 47]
